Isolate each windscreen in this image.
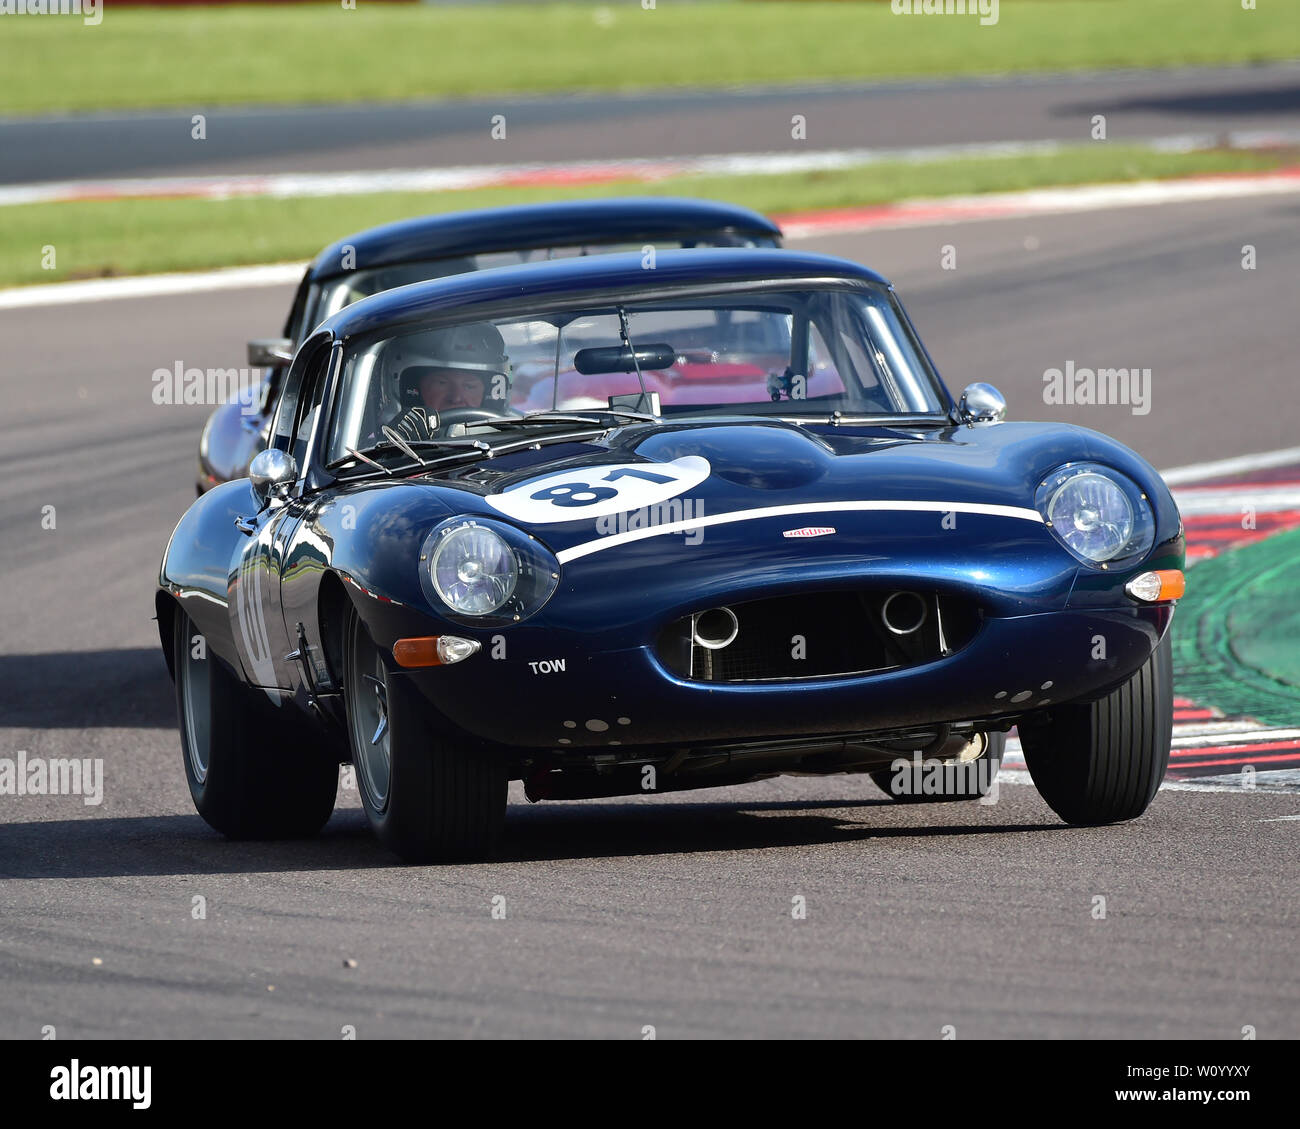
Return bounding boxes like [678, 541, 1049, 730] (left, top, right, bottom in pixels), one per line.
[327, 284, 945, 465]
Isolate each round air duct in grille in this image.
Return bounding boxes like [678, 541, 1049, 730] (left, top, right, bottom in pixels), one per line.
[692, 607, 739, 650]
[881, 591, 928, 636]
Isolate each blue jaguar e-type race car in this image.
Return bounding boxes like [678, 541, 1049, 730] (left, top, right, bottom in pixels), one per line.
[157, 248, 1185, 862]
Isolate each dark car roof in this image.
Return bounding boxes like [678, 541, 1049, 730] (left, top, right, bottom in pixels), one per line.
[308, 198, 783, 283]
[321, 248, 893, 341]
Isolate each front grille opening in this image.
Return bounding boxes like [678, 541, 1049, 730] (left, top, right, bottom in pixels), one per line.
[656, 590, 980, 683]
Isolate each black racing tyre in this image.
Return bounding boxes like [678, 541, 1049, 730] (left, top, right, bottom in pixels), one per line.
[1019, 632, 1173, 825]
[870, 731, 1004, 802]
[343, 608, 506, 863]
[173, 607, 338, 839]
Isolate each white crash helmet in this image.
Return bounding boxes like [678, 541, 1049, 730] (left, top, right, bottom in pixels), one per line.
[382, 322, 511, 414]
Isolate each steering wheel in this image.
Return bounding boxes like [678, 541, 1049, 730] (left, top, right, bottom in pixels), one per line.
[433, 407, 518, 437]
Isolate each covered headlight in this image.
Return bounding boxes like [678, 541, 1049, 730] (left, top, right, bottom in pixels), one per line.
[1049, 473, 1132, 560]
[419, 516, 559, 626]
[430, 524, 517, 615]
[1036, 463, 1155, 566]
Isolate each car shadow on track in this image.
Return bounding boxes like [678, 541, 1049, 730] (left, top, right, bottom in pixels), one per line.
[0, 800, 1068, 878]
[1058, 83, 1300, 119]
[493, 798, 1068, 864]
[0, 648, 174, 729]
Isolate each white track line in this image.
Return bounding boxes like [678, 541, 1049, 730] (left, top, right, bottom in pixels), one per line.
[777, 169, 1300, 238]
[997, 768, 1300, 795]
[1162, 445, 1300, 486]
[0, 140, 1078, 207]
[1172, 721, 1269, 737]
[1170, 729, 1300, 749]
[7, 130, 1300, 208]
[1172, 483, 1300, 516]
[3, 168, 1299, 311]
[0, 262, 307, 310]
[1011, 731, 1300, 754]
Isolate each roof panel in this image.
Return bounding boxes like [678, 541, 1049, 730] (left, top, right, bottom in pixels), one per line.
[308, 197, 784, 282]
[322, 248, 892, 340]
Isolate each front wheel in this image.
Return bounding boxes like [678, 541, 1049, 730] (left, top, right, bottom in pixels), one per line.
[173, 606, 338, 839]
[1019, 632, 1173, 825]
[343, 609, 506, 863]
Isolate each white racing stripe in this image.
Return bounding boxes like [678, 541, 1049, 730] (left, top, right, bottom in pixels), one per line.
[554, 499, 1043, 564]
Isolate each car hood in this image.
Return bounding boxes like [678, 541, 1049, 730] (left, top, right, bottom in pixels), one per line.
[421, 416, 1102, 553]
[319, 415, 1179, 624]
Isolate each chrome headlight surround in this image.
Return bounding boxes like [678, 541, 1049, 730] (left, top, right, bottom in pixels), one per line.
[1035, 462, 1155, 567]
[418, 516, 560, 627]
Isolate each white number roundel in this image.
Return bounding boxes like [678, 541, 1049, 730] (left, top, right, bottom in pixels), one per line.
[484, 455, 710, 524]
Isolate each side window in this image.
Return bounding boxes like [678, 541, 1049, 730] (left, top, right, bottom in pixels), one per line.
[837, 327, 886, 393]
[283, 272, 313, 340]
[270, 337, 335, 469]
[806, 325, 847, 397]
[808, 296, 886, 405]
[291, 345, 336, 471]
[249, 273, 313, 419]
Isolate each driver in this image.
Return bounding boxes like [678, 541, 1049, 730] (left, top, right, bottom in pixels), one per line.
[386, 322, 510, 442]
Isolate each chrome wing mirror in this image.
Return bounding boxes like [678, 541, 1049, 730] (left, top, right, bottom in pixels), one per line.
[248, 338, 295, 368]
[249, 448, 297, 506]
[958, 383, 1007, 426]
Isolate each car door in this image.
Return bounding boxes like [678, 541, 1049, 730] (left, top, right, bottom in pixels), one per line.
[228, 338, 335, 691]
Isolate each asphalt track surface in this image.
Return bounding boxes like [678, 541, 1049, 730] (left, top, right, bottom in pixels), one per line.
[3, 64, 1300, 184]
[1, 196, 1298, 1038]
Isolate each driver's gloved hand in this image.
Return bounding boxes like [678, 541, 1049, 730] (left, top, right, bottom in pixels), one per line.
[391, 405, 436, 443]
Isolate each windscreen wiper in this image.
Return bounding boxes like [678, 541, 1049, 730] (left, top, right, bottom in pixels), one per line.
[618, 305, 652, 407]
[328, 434, 492, 474]
[481, 408, 659, 428]
[781, 411, 950, 427]
[328, 424, 612, 479]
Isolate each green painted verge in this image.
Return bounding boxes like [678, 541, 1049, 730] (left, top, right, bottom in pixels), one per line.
[1172, 525, 1300, 727]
